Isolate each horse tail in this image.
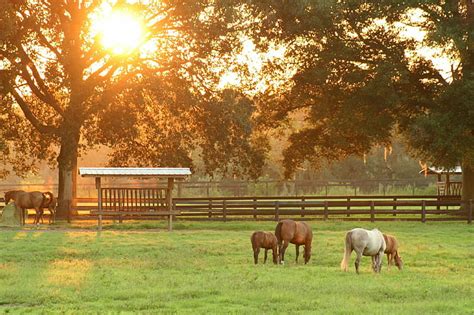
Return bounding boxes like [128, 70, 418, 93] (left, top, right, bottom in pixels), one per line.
[340, 231, 352, 272]
[42, 192, 54, 208]
[274, 221, 283, 244]
[250, 232, 257, 250]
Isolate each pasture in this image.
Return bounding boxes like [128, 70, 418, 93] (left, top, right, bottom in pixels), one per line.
[0, 221, 472, 314]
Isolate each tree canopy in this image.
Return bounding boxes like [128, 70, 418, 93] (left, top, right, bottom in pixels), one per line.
[245, 0, 473, 201]
[0, 0, 270, 217]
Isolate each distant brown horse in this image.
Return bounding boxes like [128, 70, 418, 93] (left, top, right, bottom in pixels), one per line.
[275, 220, 313, 264]
[251, 231, 278, 264]
[383, 234, 403, 270]
[4, 190, 53, 225]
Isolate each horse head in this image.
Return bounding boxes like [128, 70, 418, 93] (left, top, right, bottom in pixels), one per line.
[303, 245, 311, 264]
[4, 191, 14, 204]
[395, 255, 404, 270]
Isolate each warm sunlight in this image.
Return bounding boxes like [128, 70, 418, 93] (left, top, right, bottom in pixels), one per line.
[93, 9, 145, 55]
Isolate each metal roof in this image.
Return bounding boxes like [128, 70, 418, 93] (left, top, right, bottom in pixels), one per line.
[419, 166, 462, 175]
[79, 167, 191, 177]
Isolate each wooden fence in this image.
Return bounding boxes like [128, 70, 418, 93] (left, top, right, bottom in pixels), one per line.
[69, 195, 471, 223]
[1, 195, 471, 224]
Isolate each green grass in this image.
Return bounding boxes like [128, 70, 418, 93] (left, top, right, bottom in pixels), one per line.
[0, 221, 472, 314]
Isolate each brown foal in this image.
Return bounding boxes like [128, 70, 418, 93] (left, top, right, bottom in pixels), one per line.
[383, 234, 403, 270]
[251, 231, 278, 264]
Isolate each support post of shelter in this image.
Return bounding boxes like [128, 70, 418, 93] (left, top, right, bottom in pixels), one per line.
[96, 177, 102, 232]
[167, 178, 174, 231]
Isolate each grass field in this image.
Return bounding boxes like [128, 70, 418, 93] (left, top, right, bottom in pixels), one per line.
[0, 221, 472, 314]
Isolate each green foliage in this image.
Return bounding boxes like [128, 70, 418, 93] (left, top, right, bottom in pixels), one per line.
[0, 221, 472, 313]
[248, 1, 473, 178]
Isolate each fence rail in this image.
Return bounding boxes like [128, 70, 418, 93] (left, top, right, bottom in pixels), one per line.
[2, 195, 471, 224]
[70, 195, 470, 223]
[0, 178, 438, 197]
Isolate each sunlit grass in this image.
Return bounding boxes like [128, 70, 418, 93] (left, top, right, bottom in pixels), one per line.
[0, 221, 472, 313]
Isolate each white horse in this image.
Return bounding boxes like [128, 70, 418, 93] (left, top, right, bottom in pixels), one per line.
[340, 228, 386, 274]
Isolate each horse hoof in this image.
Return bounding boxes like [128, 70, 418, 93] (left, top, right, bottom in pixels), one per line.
[280, 261, 285, 265]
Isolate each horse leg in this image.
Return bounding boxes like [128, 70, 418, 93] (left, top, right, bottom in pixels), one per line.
[35, 208, 43, 225]
[295, 245, 300, 263]
[355, 251, 362, 274]
[22, 208, 27, 225]
[371, 256, 377, 272]
[33, 209, 38, 225]
[264, 249, 268, 264]
[253, 247, 260, 264]
[377, 251, 383, 273]
[280, 240, 289, 264]
[38, 208, 44, 225]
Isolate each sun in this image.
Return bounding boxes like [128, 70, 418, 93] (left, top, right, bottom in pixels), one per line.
[93, 9, 145, 55]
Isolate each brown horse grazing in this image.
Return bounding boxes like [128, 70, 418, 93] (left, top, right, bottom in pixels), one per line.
[383, 234, 403, 270]
[4, 190, 49, 225]
[251, 231, 278, 264]
[275, 220, 313, 264]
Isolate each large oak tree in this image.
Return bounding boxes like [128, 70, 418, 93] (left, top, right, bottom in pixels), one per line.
[0, 0, 266, 218]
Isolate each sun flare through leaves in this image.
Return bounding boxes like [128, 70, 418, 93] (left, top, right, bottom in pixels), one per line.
[93, 9, 146, 55]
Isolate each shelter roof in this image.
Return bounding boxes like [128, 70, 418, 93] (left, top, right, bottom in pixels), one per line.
[79, 167, 191, 178]
[419, 166, 462, 175]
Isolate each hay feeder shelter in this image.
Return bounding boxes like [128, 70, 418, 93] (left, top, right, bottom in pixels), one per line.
[79, 167, 191, 231]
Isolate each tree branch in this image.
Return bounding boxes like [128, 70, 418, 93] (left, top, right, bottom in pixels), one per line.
[17, 45, 64, 115]
[19, 10, 62, 60]
[10, 88, 59, 136]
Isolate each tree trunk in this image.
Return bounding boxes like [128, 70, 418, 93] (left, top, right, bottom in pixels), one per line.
[461, 161, 474, 211]
[56, 127, 80, 221]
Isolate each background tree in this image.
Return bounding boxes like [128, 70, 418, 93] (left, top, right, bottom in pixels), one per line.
[0, 0, 267, 218]
[248, 0, 474, 204]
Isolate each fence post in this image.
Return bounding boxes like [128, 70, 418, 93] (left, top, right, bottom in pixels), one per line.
[370, 201, 375, 223]
[253, 198, 257, 220]
[208, 199, 212, 218]
[223, 200, 227, 222]
[468, 199, 473, 224]
[324, 201, 328, 221]
[393, 197, 397, 216]
[346, 197, 350, 217]
[96, 177, 102, 232]
[275, 201, 280, 222]
[421, 200, 426, 223]
[301, 197, 305, 218]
